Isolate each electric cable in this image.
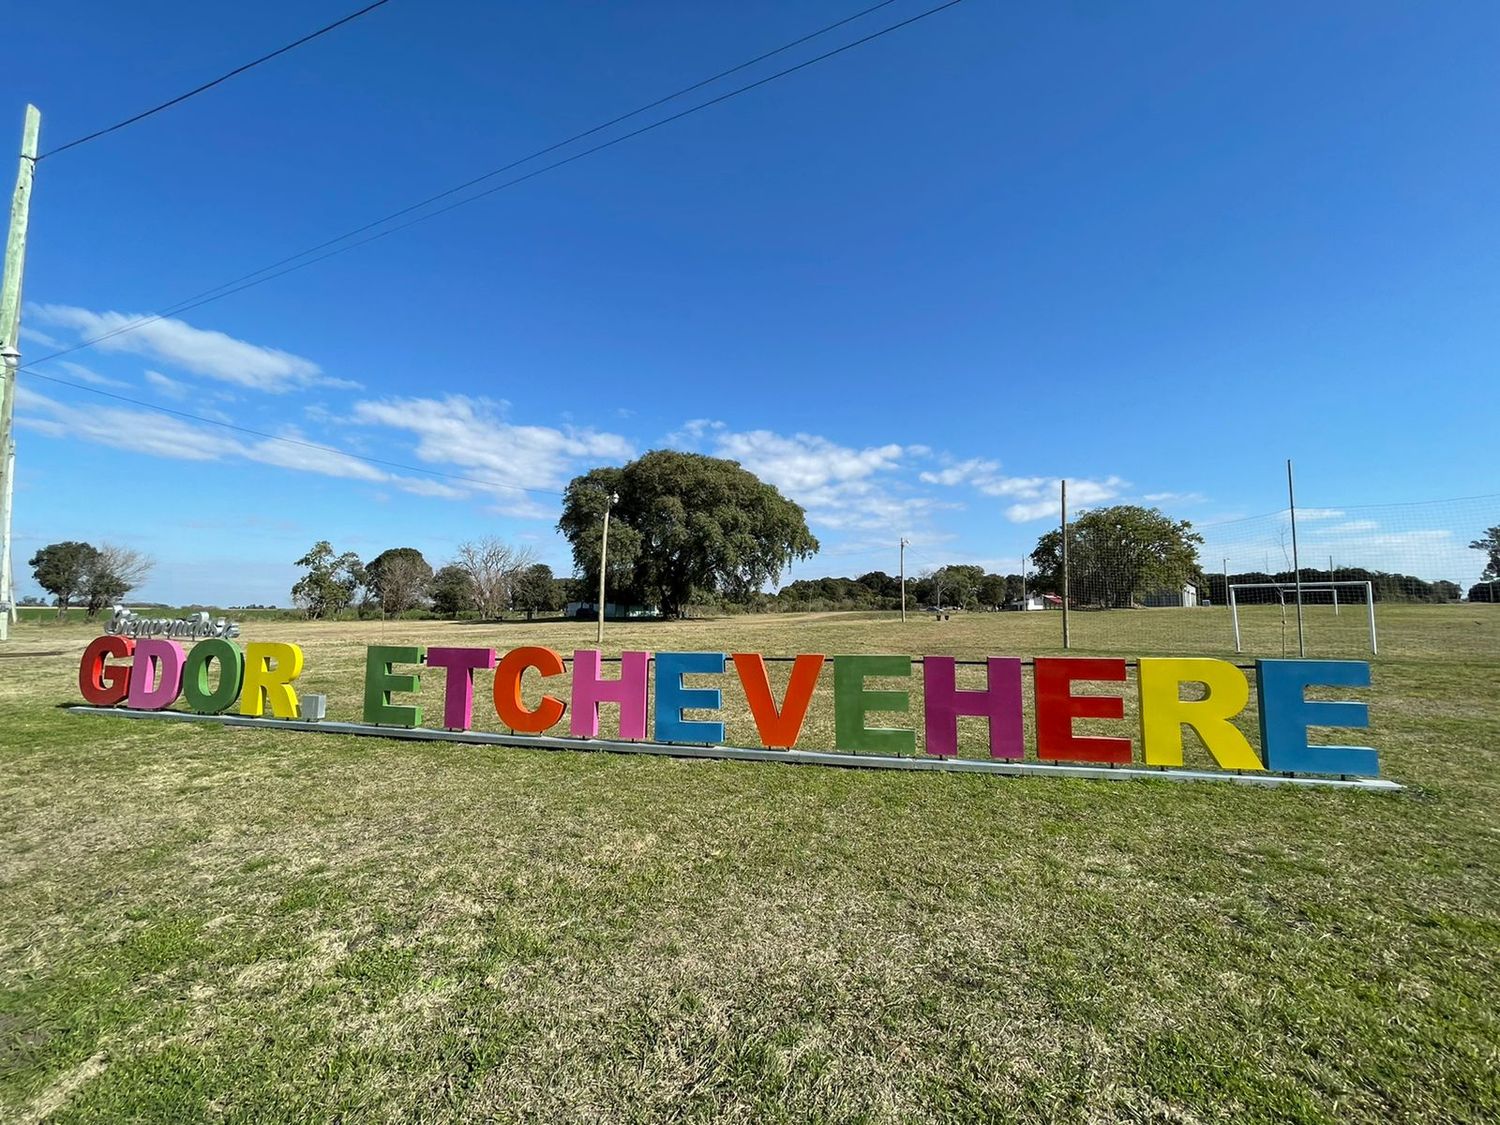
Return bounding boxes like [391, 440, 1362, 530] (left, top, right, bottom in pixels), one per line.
[17, 0, 967, 374]
[39, 1, 396, 159]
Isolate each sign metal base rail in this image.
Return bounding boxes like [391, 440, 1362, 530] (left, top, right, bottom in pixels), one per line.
[67, 706, 1403, 792]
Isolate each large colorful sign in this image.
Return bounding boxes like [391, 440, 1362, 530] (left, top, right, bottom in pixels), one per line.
[74, 636, 1385, 783]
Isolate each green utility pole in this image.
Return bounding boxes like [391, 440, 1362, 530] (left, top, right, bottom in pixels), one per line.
[0, 105, 42, 642]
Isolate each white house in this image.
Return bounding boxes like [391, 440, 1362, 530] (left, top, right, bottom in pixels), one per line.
[1005, 594, 1060, 611]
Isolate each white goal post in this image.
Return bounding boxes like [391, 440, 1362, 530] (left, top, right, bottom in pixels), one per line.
[1229, 581, 1377, 655]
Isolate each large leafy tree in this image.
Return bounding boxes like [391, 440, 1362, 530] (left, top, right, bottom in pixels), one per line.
[1472, 525, 1500, 581]
[512, 563, 561, 620]
[977, 573, 1008, 608]
[291, 541, 365, 619]
[929, 564, 984, 609]
[1029, 505, 1204, 609]
[29, 541, 99, 616]
[855, 571, 901, 600]
[428, 565, 476, 617]
[558, 450, 819, 618]
[364, 547, 433, 615]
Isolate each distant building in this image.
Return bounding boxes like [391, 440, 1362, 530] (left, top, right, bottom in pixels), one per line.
[565, 601, 661, 620]
[1004, 594, 1059, 611]
[1140, 582, 1200, 608]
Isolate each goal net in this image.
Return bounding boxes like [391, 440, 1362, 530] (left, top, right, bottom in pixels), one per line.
[1229, 581, 1376, 655]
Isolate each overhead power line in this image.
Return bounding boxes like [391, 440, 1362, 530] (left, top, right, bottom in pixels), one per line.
[39, 0, 396, 159]
[153, 0, 904, 288]
[18, 0, 967, 375]
[14, 0, 968, 497]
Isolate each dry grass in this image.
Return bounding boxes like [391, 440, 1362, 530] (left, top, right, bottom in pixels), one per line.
[1, 607, 1497, 1122]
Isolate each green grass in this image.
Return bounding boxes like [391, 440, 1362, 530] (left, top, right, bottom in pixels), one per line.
[1, 607, 1498, 1122]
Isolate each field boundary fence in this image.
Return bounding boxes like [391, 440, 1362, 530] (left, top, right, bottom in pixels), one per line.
[1048, 479, 1498, 658]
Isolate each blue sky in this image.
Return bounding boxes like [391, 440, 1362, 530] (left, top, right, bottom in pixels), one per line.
[9, 0, 1498, 605]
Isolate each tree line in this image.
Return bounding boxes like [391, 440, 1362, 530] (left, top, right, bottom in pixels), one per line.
[290, 539, 573, 620]
[771, 506, 1486, 611]
[25, 454, 1492, 617]
[772, 567, 1030, 613]
[1203, 569, 1465, 605]
[289, 451, 823, 621]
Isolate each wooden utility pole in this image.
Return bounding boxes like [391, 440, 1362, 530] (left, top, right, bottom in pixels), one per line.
[0, 105, 41, 642]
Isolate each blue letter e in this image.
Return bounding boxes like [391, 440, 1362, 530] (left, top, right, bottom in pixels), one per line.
[654, 652, 726, 745]
[1256, 660, 1378, 776]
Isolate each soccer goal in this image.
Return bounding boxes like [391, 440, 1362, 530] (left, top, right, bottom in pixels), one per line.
[1229, 581, 1377, 655]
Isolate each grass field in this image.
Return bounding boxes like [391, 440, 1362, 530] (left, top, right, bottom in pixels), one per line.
[2, 606, 1498, 1121]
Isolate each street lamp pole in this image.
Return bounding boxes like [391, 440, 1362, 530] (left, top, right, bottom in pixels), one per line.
[596, 491, 618, 646]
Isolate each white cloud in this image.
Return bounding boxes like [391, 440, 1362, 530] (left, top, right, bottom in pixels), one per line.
[1143, 491, 1207, 505]
[18, 387, 385, 482]
[50, 360, 129, 389]
[1297, 525, 1471, 576]
[667, 423, 953, 535]
[919, 458, 1001, 488]
[916, 456, 1128, 520]
[242, 428, 387, 481]
[666, 417, 728, 445]
[19, 324, 64, 349]
[487, 495, 556, 520]
[811, 489, 962, 532]
[917, 458, 1052, 498]
[393, 477, 470, 500]
[1296, 508, 1345, 521]
[1003, 477, 1127, 522]
[14, 385, 52, 412]
[1200, 514, 1485, 585]
[1004, 498, 1062, 522]
[29, 304, 355, 393]
[144, 369, 190, 399]
[714, 430, 905, 493]
[16, 384, 637, 518]
[351, 394, 633, 510]
[18, 389, 228, 461]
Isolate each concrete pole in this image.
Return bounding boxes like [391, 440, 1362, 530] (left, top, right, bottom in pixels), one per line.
[595, 493, 616, 646]
[1060, 479, 1070, 649]
[1287, 459, 1305, 657]
[0, 432, 13, 628]
[1230, 585, 1242, 653]
[0, 106, 42, 642]
[899, 537, 908, 622]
